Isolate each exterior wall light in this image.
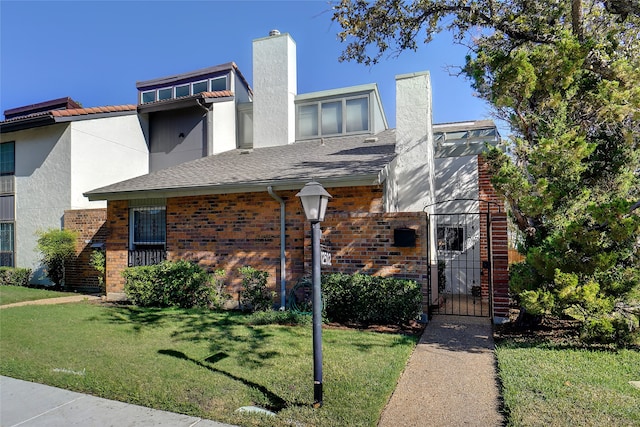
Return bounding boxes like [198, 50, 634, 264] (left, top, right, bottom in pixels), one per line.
[296, 181, 331, 408]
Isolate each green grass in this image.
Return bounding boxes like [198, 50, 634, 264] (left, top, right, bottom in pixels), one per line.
[496, 341, 640, 426]
[0, 302, 417, 426]
[0, 286, 76, 306]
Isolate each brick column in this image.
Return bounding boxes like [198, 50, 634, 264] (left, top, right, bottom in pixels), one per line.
[478, 155, 509, 323]
[491, 213, 509, 321]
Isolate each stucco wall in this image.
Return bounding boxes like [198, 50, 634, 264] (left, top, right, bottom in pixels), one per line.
[393, 71, 435, 213]
[252, 32, 297, 148]
[211, 101, 237, 154]
[5, 124, 72, 283]
[70, 114, 149, 209]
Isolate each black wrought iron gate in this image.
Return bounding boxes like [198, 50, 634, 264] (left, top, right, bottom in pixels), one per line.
[426, 211, 492, 317]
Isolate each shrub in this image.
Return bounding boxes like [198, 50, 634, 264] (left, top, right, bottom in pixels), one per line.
[209, 269, 230, 310]
[322, 273, 422, 325]
[0, 267, 32, 287]
[123, 260, 215, 308]
[248, 309, 312, 326]
[35, 228, 78, 289]
[238, 266, 273, 312]
[89, 249, 106, 294]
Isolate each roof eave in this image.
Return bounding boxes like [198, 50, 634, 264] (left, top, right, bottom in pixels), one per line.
[85, 174, 385, 202]
[0, 116, 56, 133]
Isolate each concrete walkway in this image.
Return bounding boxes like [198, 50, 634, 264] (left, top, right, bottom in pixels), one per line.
[378, 315, 504, 427]
[0, 376, 235, 427]
[0, 294, 101, 309]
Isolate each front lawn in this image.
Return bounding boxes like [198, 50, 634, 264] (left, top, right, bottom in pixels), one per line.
[0, 286, 76, 306]
[0, 302, 417, 426]
[496, 341, 640, 426]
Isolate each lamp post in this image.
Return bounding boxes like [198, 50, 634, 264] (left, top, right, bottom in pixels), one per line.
[296, 181, 332, 408]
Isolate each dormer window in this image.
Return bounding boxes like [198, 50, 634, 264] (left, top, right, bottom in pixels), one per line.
[296, 95, 370, 139]
[210, 76, 227, 91]
[192, 80, 208, 95]
[139, 74, 230, 104]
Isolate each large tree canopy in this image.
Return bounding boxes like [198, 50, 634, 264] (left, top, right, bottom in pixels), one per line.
[333, 0, 640, 343]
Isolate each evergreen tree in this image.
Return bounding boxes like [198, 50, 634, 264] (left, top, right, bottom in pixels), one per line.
[333, 0, 640, 343]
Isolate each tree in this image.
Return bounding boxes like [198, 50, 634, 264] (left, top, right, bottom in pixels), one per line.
[333, 0, 640, 343]
[36, 228, 78, 290]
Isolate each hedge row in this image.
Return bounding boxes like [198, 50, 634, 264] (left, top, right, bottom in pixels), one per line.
[322, 273, 422, 325]
[0, 267, 32, 287]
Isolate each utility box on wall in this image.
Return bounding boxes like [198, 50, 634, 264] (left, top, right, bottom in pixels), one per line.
[393, 227, 417, 247]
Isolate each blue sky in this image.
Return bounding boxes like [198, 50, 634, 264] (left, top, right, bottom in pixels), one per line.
[1, 0, 494, 128]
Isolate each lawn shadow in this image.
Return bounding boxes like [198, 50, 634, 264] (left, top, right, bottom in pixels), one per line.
[158, 349, 305, 412]
[100, 307, 280, 367]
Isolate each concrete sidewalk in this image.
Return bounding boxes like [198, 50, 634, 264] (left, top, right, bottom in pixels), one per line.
[378, 315, 504, 426]
[0, 376, 235, 427]
[0, 294, 101, 309]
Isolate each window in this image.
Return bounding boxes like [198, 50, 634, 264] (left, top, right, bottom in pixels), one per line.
[210, 76, 227, 91]
[296, 95, 370, 139]
[437, 226, 464, 251]
[298, 104, 318, 138]
[130, 206, 166, 248]
[158, 87, 173, 101]
[175, 84, 190, 98]
[1, 142, 15, 176]
[346, 97, 368, 132]
[141, 90, 156, 104]
[138, 73, 230, 104]
[0, 222, 13, 267]
[192, 80, 208, 95]
[321, 101, 342, 135]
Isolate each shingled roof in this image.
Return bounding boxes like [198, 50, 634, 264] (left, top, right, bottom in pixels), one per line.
[85, 130, 397, 201]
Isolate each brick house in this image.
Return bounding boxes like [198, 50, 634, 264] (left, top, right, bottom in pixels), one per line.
[77, 31, 509, 322]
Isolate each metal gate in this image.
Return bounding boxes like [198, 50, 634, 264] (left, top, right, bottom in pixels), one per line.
[426, 211, 492, 317]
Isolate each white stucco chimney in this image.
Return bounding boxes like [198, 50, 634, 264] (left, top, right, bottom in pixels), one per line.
[252, 31, 297, 148]
[394, 71, 436, 212]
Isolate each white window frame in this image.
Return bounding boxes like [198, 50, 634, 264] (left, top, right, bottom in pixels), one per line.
[175, 84, 190, 98]
[191, 79, 208, 95]
[210, 76, 227, 91]
[296, 94, 371, 140]
[141, 90, 157, 104]
[157, 87, 174, 101]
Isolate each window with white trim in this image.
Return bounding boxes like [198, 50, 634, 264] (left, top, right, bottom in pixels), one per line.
[296, 95, 370, 139]
[139, 74, 230, 104]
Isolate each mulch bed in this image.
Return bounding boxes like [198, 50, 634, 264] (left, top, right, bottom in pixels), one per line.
[325, 320, 427, 336]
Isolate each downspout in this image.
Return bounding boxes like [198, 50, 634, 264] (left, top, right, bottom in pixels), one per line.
[196, 99, 212, 156]
[267, 186, 287, 309]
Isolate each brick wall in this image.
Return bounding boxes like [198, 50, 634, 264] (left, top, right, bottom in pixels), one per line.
[63, 208, 107, 293]
[478, 154, 510, 321]
[103, 185, 429, 306]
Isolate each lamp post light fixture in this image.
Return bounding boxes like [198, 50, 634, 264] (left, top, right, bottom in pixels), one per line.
[296, 181, 332, 408]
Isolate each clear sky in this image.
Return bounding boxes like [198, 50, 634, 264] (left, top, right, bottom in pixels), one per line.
[1, 0, 494, 128]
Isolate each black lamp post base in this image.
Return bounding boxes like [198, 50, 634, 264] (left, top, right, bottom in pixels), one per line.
[313, 382, 323, 408]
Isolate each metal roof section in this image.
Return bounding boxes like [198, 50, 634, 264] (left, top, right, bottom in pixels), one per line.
[3, 97, 82, 120]
[85, 129, 396, 201]
[433, 120, 502, 158]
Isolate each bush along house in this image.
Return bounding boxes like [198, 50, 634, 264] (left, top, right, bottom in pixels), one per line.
[12, 31, 509, 322]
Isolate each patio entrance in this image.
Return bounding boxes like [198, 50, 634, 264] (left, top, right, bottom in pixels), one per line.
[426, 209, 492, 317]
